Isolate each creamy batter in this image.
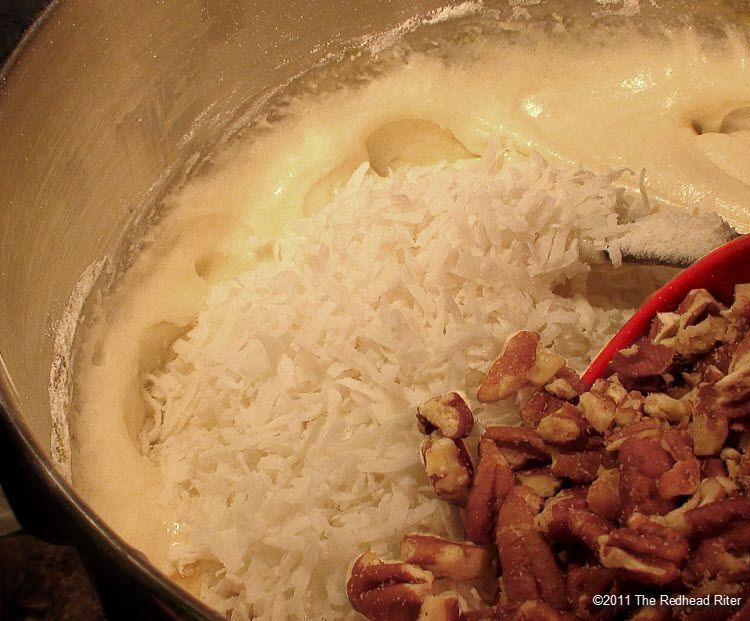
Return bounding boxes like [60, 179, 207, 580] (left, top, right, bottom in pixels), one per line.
[69, 7, 750, 600]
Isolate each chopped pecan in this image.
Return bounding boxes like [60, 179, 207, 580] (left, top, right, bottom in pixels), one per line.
[716, 332, 750, 404]
[609, 338, 675, 379]
[729, 283, 750, 318]
[578, 390, 616, 434]
[671, 315, 732, 358]
[578, 377, 638, 433]
[724, 448, 750, 492]
[417, 392, 474, 439]
[567, 565, 621, 621]
[483, 426, 551, 471]
[496, 486, 568, 610]
[617, 437, 675, 519]
[675, 288, 724, 326]
[587, 468, 621, 521]
[684, 497, 750, 539]
[401, 534, 492, 581]
[515, 467, 562, 499]
[691, 385, 730, 456]
[702, 456, 729, 478]
[674, 578, 749, 621]
[545, 367, 584, 400]
[418, 592, 462, 621]
[651, 476, 737, 532]
[598, 517, 688, 586]
[513, 600, 577, 621]
[658, 428, 701, 499]
[649, 311, 681, 343]
[465, 439, 515, 545]
[347, 550, 434, 621]
[460, 602, 576, 621]
[536, 403, 589, 446]
[643, 393, 691, 423]
[421, 436, 474, 505]
[520, 390, 566, 430]
[658, 458, 701, 499]
[626, 607, 672, 621]
[478, 332, 566, 403]
[458, 606, 506, 621]
[605, 419, 663, 452]
[614, 392, 645, 427]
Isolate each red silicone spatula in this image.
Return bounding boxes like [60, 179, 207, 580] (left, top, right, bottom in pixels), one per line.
[582, 234, 750, 386]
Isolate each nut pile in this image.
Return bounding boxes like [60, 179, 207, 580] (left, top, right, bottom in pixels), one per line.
[346, 285, 750, 621]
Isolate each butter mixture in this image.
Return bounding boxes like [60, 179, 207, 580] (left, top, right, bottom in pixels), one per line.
[67, 9, 750, 618]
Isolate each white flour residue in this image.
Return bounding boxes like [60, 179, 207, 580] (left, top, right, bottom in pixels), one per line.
[49, 259, 105, 481]
[594, 0, 641, 17]
[361, 1, 484, 54]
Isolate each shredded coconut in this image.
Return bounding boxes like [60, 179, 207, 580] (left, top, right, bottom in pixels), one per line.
[142, 150, 651, 619]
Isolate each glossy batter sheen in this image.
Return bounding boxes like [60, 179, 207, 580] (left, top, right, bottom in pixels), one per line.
[70, 20, 750, 580]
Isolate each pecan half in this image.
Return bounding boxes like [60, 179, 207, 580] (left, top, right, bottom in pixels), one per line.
[684, 522, 750, 584]
[401, 534, 492, 581]
[568, 508, 615, 553]
[496, 486, 568, 610]
[421, 436, 474, 505]
[537, 488, 612, 552]
[417, 392, 474, 439]
[465, 439, 515, 545]
[478, 332, 566, 403]
[598, 517, 688, 586]
[483, 426, 551, 471]
[550, 442, 607, 485]
[536, 488, 589, 545]
[684, 497, 750, 539]
[347, 550, 434, 621]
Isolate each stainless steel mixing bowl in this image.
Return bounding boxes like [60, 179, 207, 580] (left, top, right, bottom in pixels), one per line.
[0, 1, 746, 619]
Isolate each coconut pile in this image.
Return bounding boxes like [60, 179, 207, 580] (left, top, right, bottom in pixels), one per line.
[141, 147, 653, 619]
